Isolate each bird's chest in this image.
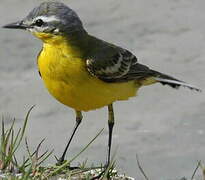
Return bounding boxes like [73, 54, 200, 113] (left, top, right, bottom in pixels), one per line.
[37, 46, 114, 111]
[38, 47, 86, 83]
[37, 46, 91, 106]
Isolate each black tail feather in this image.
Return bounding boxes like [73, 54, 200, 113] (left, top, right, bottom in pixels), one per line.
[151, 70, 201, 92]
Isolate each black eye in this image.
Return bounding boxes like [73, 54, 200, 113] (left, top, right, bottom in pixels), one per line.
[35, 19, 44, 27]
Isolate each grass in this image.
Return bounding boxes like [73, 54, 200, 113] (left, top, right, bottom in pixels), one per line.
[0, 106, 132, 180]
[2, 106, 203, 180]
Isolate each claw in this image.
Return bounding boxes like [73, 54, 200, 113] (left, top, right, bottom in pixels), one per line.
[55, 155, 67, 166]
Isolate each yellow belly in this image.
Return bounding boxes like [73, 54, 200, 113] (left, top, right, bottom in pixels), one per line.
[38, 44, 140, 111]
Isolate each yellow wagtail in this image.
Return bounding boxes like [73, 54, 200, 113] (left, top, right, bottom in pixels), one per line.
[3, 1, 200, 166]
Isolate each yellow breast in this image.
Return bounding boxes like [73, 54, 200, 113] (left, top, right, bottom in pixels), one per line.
[37, 38, 139, 111]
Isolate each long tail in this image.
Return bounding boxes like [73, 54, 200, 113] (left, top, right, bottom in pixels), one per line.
[151, 70, 201, 92]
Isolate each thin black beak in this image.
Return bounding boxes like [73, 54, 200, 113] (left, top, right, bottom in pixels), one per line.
[2, 20, 28, 30]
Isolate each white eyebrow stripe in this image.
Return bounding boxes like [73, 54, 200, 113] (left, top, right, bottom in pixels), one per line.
[34, 15, 59, 22]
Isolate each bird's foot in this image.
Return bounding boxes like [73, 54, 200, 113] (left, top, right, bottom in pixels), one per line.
[55, 155, 65, 165]
[55, 155, 80, 170]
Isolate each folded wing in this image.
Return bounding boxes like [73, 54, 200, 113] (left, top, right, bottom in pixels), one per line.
[86, 42, 201, 92]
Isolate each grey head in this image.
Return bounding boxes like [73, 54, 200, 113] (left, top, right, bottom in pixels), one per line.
[3, 1, 85, 34]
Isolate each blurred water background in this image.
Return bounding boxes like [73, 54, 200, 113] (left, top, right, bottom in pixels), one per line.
[0, 0, 205, 179]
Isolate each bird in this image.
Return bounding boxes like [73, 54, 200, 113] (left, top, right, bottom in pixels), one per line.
[3, 1, 200, 167]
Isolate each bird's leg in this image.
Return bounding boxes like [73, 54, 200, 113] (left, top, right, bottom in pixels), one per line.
[58, 110, 82, 164]
[107, 103, 114, 166]
[91, 104, 115, 180]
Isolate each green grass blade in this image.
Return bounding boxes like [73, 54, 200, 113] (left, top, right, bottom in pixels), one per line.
[13, 128, 21, 148]
[13, 105, 35, 153]
[0, 120, 5, 162]
[37, 150, 54, 166]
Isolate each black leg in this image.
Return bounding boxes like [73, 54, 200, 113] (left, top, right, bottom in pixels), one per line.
[91, 104, 115, 180]
[107, 104, 114, 166]
[58, 110, 82, 164]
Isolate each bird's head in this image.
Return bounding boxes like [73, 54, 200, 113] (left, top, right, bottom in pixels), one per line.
[3, 1, 85, 42]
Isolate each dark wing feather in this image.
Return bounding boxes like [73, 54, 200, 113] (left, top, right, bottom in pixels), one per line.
[86, 45, 139, 81]
[86, 42, 154, 83]
[103, 63, 154, 82]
